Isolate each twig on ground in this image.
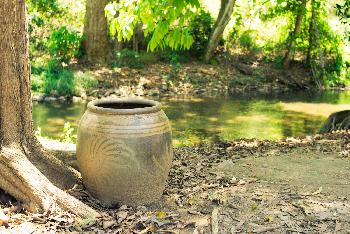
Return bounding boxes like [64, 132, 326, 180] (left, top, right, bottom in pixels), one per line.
[211, 206, 219, 234]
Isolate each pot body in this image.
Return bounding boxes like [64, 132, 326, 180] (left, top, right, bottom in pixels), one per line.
[77, 99, 173, 207]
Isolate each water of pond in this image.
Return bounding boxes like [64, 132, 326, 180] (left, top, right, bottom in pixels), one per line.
[32, 91, 350, 146]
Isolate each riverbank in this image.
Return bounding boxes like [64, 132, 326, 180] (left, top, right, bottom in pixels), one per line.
[1, 132, 350, 233]
[32, 59, 321, 103]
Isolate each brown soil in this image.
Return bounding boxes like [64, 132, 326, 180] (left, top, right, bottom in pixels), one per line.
[1, 132, 350, 233]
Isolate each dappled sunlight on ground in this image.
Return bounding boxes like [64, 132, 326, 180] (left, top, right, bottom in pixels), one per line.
[231, 114, 271, 123]
[280, 102, 350, 117]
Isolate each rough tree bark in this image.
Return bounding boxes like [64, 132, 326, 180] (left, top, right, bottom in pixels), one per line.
[311, 0, 324, 72]
[0, 0, 99, 218]
[306, 3, 314, 66]
[204, 0, 236, 63]
[283, 0, 307, 69]
[83, 0, 112, 63]
[133, 24, 144, 52]
[309, 0, 324, 89]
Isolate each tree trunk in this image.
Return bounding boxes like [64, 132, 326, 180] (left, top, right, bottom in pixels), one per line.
[0, 0, 99, 218]
[306, 4, 314, 66]
[204, 0, 236, 63]
[132, 24, 143, 52]
[283, 0, 307, 69]
[310, 0, 324, 89]
[312, 0, 324, 72]
[83, 0, 112, 63]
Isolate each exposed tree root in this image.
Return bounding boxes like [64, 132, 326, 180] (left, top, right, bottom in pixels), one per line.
[28, 139, 81, 189]
[319, 110, 350, 133]
[0, 145, 100, 219]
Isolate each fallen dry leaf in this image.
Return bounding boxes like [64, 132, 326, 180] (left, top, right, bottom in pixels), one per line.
[0, 210, 9, 226]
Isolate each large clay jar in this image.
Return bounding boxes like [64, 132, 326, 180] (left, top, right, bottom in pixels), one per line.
[77, 98, 173, 207]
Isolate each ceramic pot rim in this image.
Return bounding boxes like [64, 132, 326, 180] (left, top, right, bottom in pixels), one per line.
[87, 98, 161, 115]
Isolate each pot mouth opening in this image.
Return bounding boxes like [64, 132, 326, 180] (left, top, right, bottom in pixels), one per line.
[87, 98, 161, 115]
[96, 102, 153, 109]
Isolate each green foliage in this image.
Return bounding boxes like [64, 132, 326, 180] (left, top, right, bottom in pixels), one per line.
[112, 48, 144, 68]
[34, 126, 42, 138]
[28, 0, 85, 62]
[42, 69, 76, 96]
[210, 58, 219, 66]
[259, 0, 302, 20]
[251, 202, 258, 211]
[31, 73, 45, 92]
[48, 26, 82, 64]
[226, 14, 243, 46]
[336, 0, 350, 27]
[62, 122, 77, 143]
[169, 54, 181, 79]
[274, 55, 284, 69]
[139, 52, 160, 64]
[188, 9, 214, 57]
[75, 71, 99, 91]
[29, 0, 60, 13]
[239, 30, 256, 50]
[31, 62, 99, 96]
[27, 0, 61, 55]
[323, 53, 350, 87]
[105, 0, 200, 52]
[34, 121, 77, 143]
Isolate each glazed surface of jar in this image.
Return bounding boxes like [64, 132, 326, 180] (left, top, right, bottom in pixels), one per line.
[77, 98, 173, 207]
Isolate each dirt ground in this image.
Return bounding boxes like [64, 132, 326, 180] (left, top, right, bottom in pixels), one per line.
[65, 58, 315, 101]
[1, 132, 350, 233]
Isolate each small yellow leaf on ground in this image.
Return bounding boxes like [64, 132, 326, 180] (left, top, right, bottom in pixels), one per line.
[251, 202, 258, 211]
[265, 216, 274, 223]
[157, 211, 167, 219]
[188, 198, 195, 206]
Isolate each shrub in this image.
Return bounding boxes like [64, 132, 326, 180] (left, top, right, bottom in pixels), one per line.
[169, 53, 181, 79]
[188, 9, 214, 57]
[31, 59, 99, 96]
[158, 50, 190, 63]
[61, 122, 76, 143]
[46, 58, 62, 72]
[112, 48, 144, 68]
[322, 54, 350, 87]
[48, 26, 82, 64]
[139, 52, 159, 64]
[42, 69, 76, 96]
[274, 55, 284, 69]
[239, 30, 256, 50]
[226, 15, 243, 47]
[75, 71, 99, 92]
[31, 73, 45, 91]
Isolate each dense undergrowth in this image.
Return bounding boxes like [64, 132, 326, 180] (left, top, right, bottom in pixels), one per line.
[31, 62, 98, 96]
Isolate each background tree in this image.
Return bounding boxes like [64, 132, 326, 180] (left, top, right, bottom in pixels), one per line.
[83, 0, 112, 63]
[283, 0, 307, 68]
[0, 0, 98, 218]
[306, 0, 314, 66]
[309, 0, 325, 88]
[204, 0, 236, 63]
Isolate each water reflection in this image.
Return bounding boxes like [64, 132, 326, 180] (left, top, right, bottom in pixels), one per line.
[32, 91, 350, 146]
